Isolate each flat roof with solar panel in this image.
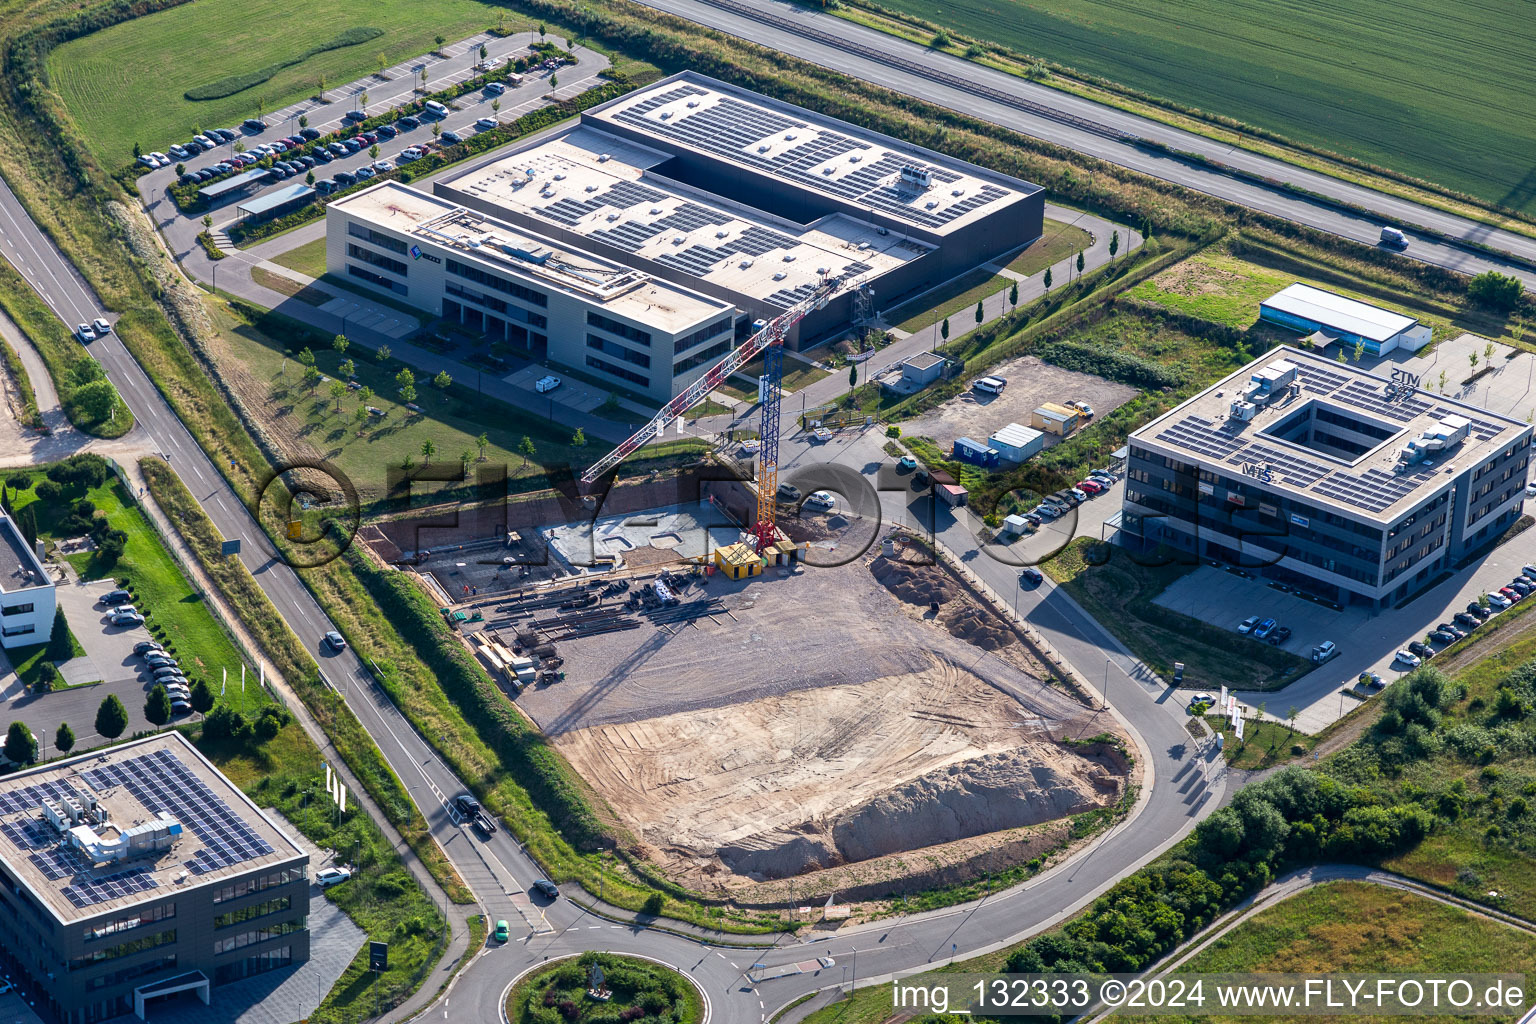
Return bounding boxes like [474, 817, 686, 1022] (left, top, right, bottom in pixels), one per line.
[0, 732, 304, 923]
[1131, 345, 1529, 521]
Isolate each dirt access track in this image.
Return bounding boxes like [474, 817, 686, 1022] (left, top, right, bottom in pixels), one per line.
[902, 354, 1137, 449]
[519, 550, 1125, 893]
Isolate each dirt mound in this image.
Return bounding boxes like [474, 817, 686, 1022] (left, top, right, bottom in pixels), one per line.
[719, 746, 1119, 877]
[872, 550, 1019, 651]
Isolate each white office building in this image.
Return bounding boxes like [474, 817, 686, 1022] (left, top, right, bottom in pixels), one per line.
[325, 182, 738, 402]
[0, 513, 54, 648]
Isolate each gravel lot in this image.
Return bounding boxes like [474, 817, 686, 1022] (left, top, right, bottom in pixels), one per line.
[902, 355, 1138, 448]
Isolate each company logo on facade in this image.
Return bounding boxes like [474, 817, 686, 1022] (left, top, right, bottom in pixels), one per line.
[1391, 368, 1421, 390]
[409, 244, 441, 264]
[1290, 513, 1310, 528]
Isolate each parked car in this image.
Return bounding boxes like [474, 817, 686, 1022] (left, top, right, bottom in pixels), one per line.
[1267, 625, 1292, 646]
[342, 110, 367, 123]
[1252, 617, 1277, 640]
[1437, 622, 1466, 639]
[398, 115, 421, 129]
[1019, 567, 1043, 586]
[776, 483, 801, 503]
[1408, 640, 1434, 659]
[343, 138, 364, 152]
[327, 142, 349, 156]
[399, 146, 424, 161]
[1488, 592, 1513, 609]
[1500, 586, 1521, 602]
[324, 631, 347, 651]
[1359, 671, 1384, 687]
[1076, 479, 1104, 495]
[485, 81, 507, 95]
[897, 455, 918, 472]
[373, 159, 394, 172]
[111, 610, 144, 627]
[1070, 400, 1094, 417]
[375, 124, 398, 140]
[805, 490, 837, 510]
[152, 666, 184, 680]
[99, 588, 131, 609]
[270, 140, 288, 153]
[535, 374, 561, 393]
[334, 171, 357, 186]
[315, 180, 337, 195]
[1395, 649, 1422, 668]
[299, 127, 321, 141]
[1311, 640, 1339, 663]
[1237, 615, 1261, 634]
[532, 879, 560, 899]
[1511, 579, 1533, 596]
[242, 118, 266, 132]
[1454, 612, 1481, 629]
[475, 117, 497, 131]
[133, 640, 163, 655]
[316, 867, 352, 887]
[353, 166, 375, 180]
[295, 155, 316, 169]
[1430, 627, 1459, 644]
[440, 130, 463, 145]
[1466, 602, 1491, 620]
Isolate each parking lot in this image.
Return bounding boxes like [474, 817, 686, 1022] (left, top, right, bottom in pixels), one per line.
[1154, 567, 1352, 660]
[901, 355, 1137, 449]
[0, 579, 195, 752]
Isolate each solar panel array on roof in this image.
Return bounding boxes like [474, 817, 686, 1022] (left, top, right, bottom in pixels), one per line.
[607, 88, 1010, 229]
[0, 818, 53, 853]
[1292, 362, 1351, 395]
[655, 246, 729, 277]
[1226, 443, 1328, 487]
[1312, 466, 1429, 514]
[654, 203, 732, 233]
[765, 283, 821, 308]
[588, 221, 663, 253]
[1335, 379, 1432, 422]
[0, 780, 81, 817]
[62, 868, 158, 909]
[81, 749, 274, 877]
[1156, 416, 1246, 460]
[724, 226, 797, 257]
[31, 845, 88, 882]
[601, 180, 670, 209]
[1430, 406, 1503, 441]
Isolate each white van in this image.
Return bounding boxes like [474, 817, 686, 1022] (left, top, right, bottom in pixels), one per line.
[1379, 226, 1408, 249]
[973, 376, 1007, 395]
[424, 100, 449, 117]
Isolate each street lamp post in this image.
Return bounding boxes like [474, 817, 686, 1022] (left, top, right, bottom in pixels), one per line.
[1102, 657, 1111, 711]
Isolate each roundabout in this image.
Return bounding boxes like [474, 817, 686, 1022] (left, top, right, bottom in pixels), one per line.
[502, 953, 710, 1024]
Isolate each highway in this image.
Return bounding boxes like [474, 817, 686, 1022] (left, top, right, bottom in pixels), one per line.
[636, 0, 1536, 288]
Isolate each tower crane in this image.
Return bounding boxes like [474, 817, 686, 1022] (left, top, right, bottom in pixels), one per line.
[582, 273, 844, 552]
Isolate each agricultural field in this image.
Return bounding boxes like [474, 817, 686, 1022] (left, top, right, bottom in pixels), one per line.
[1117, 880, 1536, 1024]
[48, 0, 509, 164]
[872, 0, 1536, 211]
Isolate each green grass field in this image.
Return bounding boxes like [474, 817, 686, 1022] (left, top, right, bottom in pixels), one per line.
[1007, 218, 1093, 276]
[48, 0, 508, 163]
[1116, 881, 1536, 1024]
[4, 469, 268, 716]
[270, 236, 328, 279]
[872, 0, 1536, 212]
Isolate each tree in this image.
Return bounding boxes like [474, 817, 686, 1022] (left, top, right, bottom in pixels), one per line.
[4, 723, 35, 765]
[377, 344, 392, 363]
[1043, 267, 1052, 291]
[431, 122, 441, 139]
[299, 114, 309, 129]
[190, 679, 215, 717]
[480, 43, 489, 61]
[305, 170, 316, 186]
[1468, 270, 1524, 312]
[1009, 281, 1018, 307]
[338, 358, 355, 379]
[1471, 351, 1480, 371]
[233, 142, 244, 155]
[1439, 369, 1447, 392]
[201, 213, 213, 230]
[175, 162, 185, 177]
[74, 380, 120, 423]
[571, 426, 586, 447]
[519, 435, 536, 467]
[940, 318, 950, 341]
[303, 365, 323, 396]
[1109, 230, 1120, 258]
[1485, 340, 1496, 363]
[401, 454, 415, 473]
[420, 438, 437, 464]
[316, 74, 327, 99]
[46, 607, 73, 661]
[377, 53, 388, 76]
[298, 347, 316, 367]
[492, 99, 501, 117]
[420, 68, 429, 92]
[974, 300, 985, 327]
[435, 34, 446, 51]
[359, 91, 369, 112]
[476, 433, 490, 461]
[333, 334, 349, 356]
[849, 363, 858, 389]
[358, 385, 373, 408]
[369, 143, 379, 160]
[396, 367, 416, 404]
[329, 380, 348, 413]
[1353, 340, 1365, 363]
[54, 722, 74, 754]
[133, 142, 142, 159]
[460, 450, 473, 473]
[95, 695, 128, 740]
[1075, 250, 1085, 277]
[204, 705, 248, 742]
[433, 370, 452, 390]
[538, 22, 547, 39]
[145, 685, 172, 727]
[1286, 706, 1299, 735]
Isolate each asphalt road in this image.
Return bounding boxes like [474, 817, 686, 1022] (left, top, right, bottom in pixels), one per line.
[636, 0, 1536, 288]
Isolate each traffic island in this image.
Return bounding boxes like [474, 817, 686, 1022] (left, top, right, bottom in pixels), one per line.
[504, 952, 705, 1024]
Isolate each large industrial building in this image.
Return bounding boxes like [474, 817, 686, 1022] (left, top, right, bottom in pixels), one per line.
[0, 512, 55, 649]
[1121, 347, 1531, 608]
[1259, 283, 1431, 356]
[0, 732, 309, 1024]
[327, 72, 1043, 400]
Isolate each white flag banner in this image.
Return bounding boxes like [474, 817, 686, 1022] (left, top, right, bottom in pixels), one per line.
[241, 664, 246, 693]
[339, 785, 347, 814]
[1219, 685, 1228, 708]
[324, 764, 333, 797]
[1230, 708, 1240, 729]
[1234, 716, 1246, 741]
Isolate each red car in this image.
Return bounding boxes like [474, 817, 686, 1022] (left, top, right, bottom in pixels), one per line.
[1500, 587, 1521, 601]
[1077, 479, 1104, 495]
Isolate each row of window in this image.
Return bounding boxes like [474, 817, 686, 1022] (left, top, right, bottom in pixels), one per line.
[210, 866, 306, 904]
[674, 315, 733, 352]
[445, 283, 547, 328]
[1, 603, 33, 616]
[446, 259, 548, 307]
[213, 945, 291, 986]
[348, 264, 407, 296]
[673, 337, 733, 377]
[214, 895, 291, 931]
[1, 625, 35, 638]
[347, 223, 408, 255]
[587, 311, 651, 347]
[214, 917, 306, 955]
[585, 355, 648, 389]
[86, 954, 175, 992]
[70, 929, 175, 972]
[347, 244, 408, 277]
[586, 334, 650, 368]
[85, 902, 175, 942]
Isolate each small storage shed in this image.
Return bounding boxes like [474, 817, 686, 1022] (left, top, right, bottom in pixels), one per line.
[1031, 402, 1080, 436]
[989, 422, 1046, 462]
[1002, 513, 1030, 535]
[714, 542, 764, 580]
[952, 436, 1001, 467]
[901, 352, 946, 388]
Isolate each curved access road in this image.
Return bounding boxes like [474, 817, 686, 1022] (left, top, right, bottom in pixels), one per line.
[636, 0, 1536, 288]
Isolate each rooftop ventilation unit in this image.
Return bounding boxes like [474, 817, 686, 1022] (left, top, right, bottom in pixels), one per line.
[782, 254, 796, 262]
[585, 185, 598, 193]
[849, 155, 862, 163]
[673, 236, 686, 245]
[822, 167, 834, 175]
[773, 271, 787, 281]
[686, 100, 700, 108]
[660, 111, 672, 120]
[1397, 415, 1471, 471]
[739, 259, 753, 269]
[597, 154, 611, 163]
[784, 133, 797, 141]
[649, 207, 662, 216]
[1229, 400, 1257, 422]
[898, 164, 933, 191]
[553, 174, 566, 181]
[1241, 360, 1298, 407]
[757, 144, 771, 153]
[951, 188, 964, 197]
[715, 230, 729, 238]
